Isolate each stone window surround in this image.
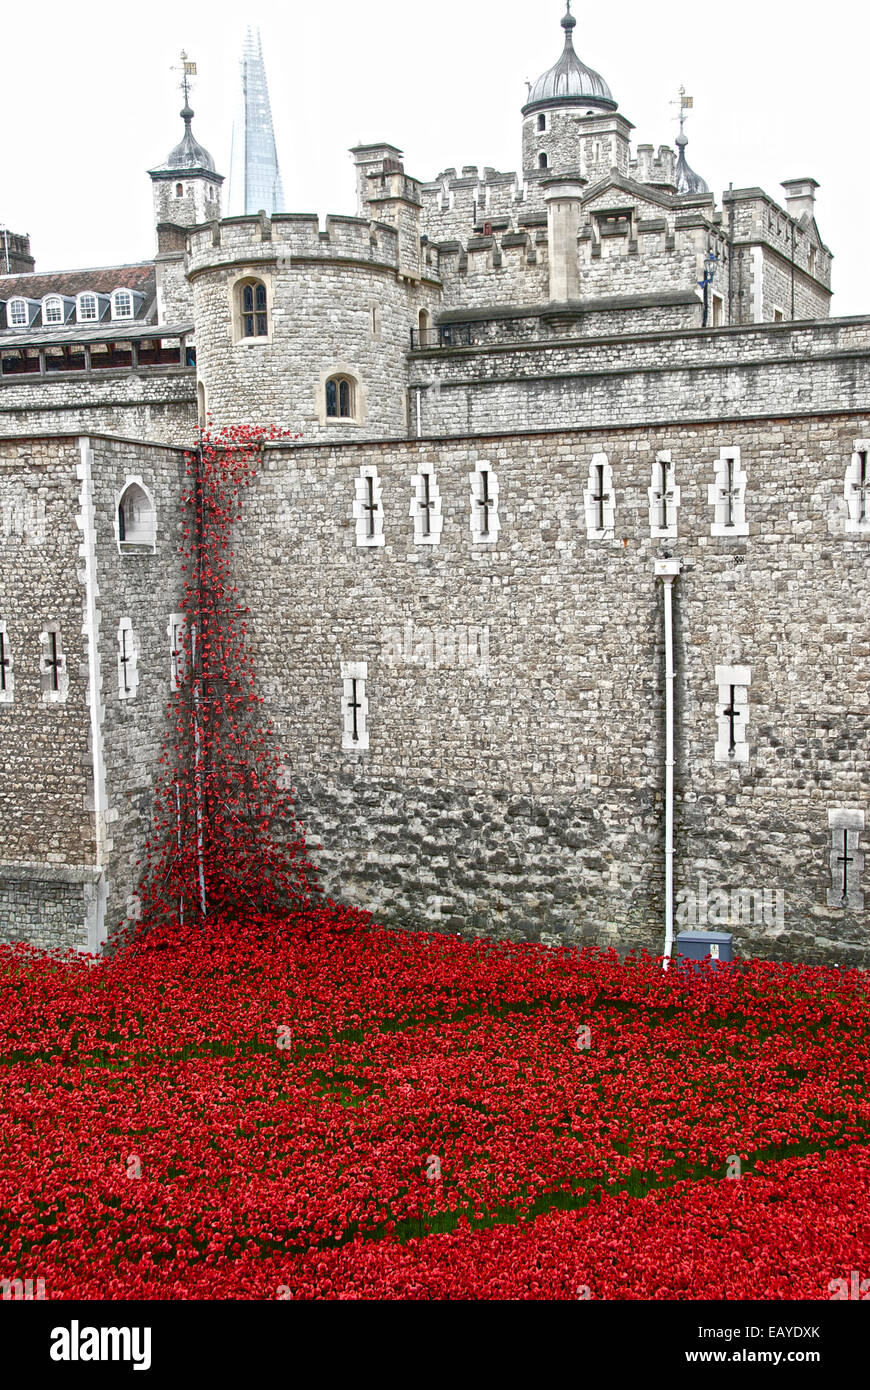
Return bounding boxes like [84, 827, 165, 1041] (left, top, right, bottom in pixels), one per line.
[39, 623, 69, 704]
[709, 446, 749, 537]
[353, 464, 385, 548]
[116, 617, 140, 701]
[469, 459, 501, 545]
[0, 619, 13, 704]
[340, 660, 369, 751]
[410, 461, 443, 546]
[844, 440, 870, 535]
[826, 808, 864, 911]
[168, 612, 187, 692]
[648, 450, 679, 540]
[228, 269, 274, 346]
[316, 363, 366, 427]
[115, 476, 157, 555]
[583, 452, 616, 540]
[714, 664, 751, 765]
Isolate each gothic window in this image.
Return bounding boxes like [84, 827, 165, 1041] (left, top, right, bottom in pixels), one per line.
[117, 618, 139, 701]
[538, 152, 548, 170]
[353, 465, 385, 547]
[584, 453, 615, 540]
[410, 462, 443, 545]
[40, 625, 68, 703]
[77, 293, 98, 323]
[0, 621, 13, 704]
[469, 462, 500, 544]
[43, 296, 64, 325]
[714, 665, 751, 764]
[844, 442, 870, 534]
[117, 480, 156, 552]
[341, 662, 369, 751]
[239, 279, 268, 338]
[826, 809, 864, 911]
[648, 451, 680, 539]
[111, 289, 133, 320]
[327, 375, 355, 420]
[8, 298, 28, 327]
[708, 446, 749, 536]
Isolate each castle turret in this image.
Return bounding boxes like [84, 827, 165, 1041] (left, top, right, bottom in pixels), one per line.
[522, 4, 631, 183]
[148, 62, 223, 325]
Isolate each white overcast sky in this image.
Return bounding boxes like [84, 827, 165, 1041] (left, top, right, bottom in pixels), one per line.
[2, 0, 867, 314]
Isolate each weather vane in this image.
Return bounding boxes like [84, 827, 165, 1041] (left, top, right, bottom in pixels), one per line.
[671, 85, 694, 137]
[171, 50, 198, 105]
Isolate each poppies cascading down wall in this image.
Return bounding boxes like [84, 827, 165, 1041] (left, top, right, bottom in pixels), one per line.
[135, 425, 319, 933]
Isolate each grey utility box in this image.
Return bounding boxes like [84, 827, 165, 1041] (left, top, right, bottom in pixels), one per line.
[676, 930, 734, 967]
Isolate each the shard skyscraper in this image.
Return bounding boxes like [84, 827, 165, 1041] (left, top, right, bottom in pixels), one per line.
[228, 28, 286, 216]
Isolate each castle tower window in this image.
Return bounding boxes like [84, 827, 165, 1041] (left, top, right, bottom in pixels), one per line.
[239, 279, 268, 338]
[40, 625, 68, 703]
[117, 480, 156, 552]
[176, 183, 184, 197]
[353, 465, 385, 547]
[111, 289, 133, 320]
[584, 453, 615, 540]
[469, 461, 500, 545]
[341, 661, 369, 751]
[844, 442, 870, 534]
[327, 375, 355, 420]
[648, 451, 680, 539]
[709, 446, 749, 536]
[537, 114, 547, 132]
[410, 462, 443, 545]
[538, 152, 549, 170]
[417, 309, 432, 348]
[827, 809, 864, 910]
[714, 665, 751, 764]
[117, 618, 140, 701]
[168, 613, 187, 692]
[0, 621, 13, 704]
[42, 296, 64, 325]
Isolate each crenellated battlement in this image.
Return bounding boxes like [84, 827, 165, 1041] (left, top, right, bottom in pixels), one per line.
[185, 212, 441, 282]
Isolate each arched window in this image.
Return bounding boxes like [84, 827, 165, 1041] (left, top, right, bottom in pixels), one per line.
[176, 183, 184, 198]
[418, 309, 432, 346]
[538, 152, 548, 170]
[111, 289, 133, 320]
[7, 298, 29, 327]
[77, 293, 98, 323]
[43, 296, 64, 325]
[239, 279, 268, 338]
[326, 375, 355, 419]
[537, 114, 547, 132]
[117, 481, 156, 551]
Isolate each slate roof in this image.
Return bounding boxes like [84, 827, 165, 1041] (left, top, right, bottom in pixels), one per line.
[0, 262, 156, 321]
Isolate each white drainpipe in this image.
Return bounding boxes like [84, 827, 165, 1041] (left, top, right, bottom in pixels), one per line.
[654, 558, 682, 969]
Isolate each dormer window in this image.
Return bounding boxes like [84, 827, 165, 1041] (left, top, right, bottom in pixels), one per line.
[112, 289, 133, 320]
[8, 299, 28, 327]
[77, 293, 98, 323]
[43, 296, 64, 325]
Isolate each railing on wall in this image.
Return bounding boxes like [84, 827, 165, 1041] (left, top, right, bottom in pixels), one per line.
[0, 331, 194, 380]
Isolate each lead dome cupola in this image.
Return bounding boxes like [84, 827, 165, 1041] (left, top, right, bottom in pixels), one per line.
[523, 3, 617, 115]
[161, 103, 216, 173]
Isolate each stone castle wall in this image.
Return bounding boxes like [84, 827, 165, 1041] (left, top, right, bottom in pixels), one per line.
[232, 413, 870, 966]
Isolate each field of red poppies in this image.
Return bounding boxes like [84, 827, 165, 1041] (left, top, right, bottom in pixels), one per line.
[1, 907, 868, 1300]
